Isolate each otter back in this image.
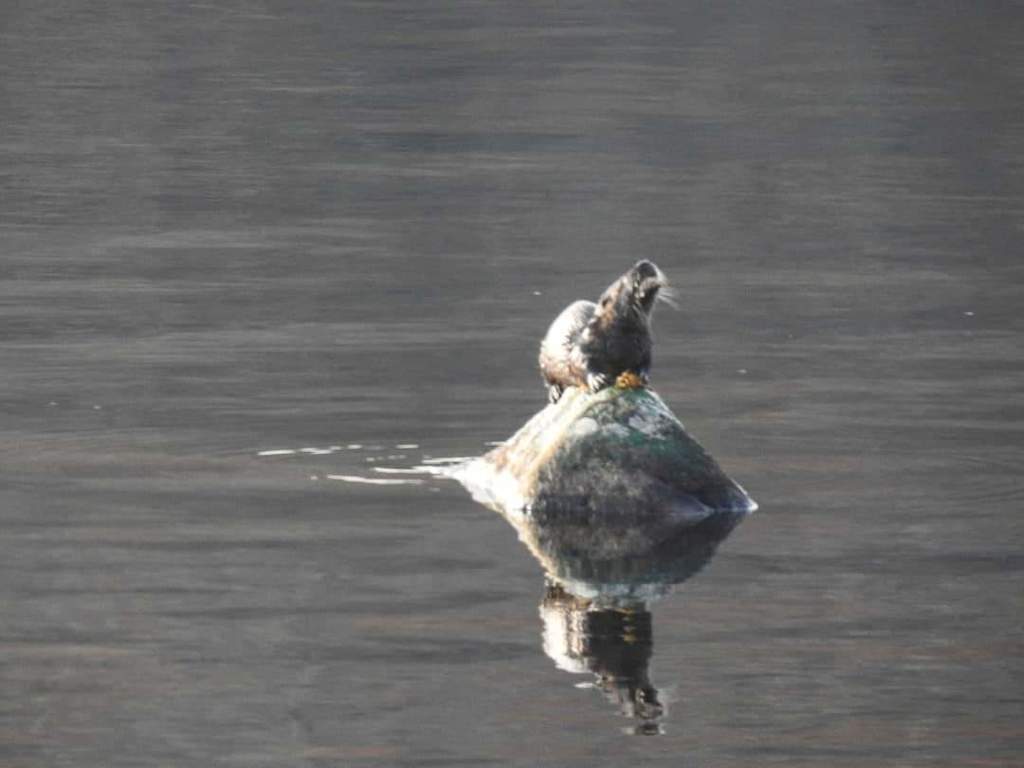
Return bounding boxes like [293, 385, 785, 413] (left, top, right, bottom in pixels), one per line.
[539, 300, 596, 403]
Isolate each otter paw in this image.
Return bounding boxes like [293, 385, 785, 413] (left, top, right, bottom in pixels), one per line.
[615, 370, 647, 390]
[547, 384, 564, 404]
[585, 373, 609, 393]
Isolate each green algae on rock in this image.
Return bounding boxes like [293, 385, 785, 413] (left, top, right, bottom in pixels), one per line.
[454, 386, 757, 558]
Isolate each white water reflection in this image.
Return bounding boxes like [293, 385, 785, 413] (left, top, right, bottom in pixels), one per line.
[324, 474, 423, 486]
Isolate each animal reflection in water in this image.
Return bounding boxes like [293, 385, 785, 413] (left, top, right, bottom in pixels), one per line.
[541, 583, 663, 735]
[526, 510, 745, 734]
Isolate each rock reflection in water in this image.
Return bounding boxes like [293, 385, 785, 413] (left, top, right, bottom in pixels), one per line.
[452, 386, 754, 733]
[528, 509, 746, 734]
[456, 433, 748, 735]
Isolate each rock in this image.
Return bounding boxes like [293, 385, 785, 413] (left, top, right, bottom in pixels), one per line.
[453, 385, 757, 567]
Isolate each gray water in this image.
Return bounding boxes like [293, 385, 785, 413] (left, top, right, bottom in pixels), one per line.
[3, 1, 1024, 765]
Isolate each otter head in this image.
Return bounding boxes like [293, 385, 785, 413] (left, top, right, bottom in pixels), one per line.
[592, 260, 671, 329]
[629, 260, 668, 316]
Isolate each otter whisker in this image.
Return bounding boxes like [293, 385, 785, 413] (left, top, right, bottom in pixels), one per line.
[657, 284, 679, 309]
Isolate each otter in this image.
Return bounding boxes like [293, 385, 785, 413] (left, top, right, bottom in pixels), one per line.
[539, 260, 671, 404]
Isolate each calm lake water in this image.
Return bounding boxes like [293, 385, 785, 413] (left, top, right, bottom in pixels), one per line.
[3, 2, 1023, 766]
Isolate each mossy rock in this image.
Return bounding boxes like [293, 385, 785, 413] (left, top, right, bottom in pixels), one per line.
[455, 386, 756, 560]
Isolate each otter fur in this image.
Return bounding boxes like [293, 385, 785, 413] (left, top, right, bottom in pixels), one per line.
[539, 261, 670, 404]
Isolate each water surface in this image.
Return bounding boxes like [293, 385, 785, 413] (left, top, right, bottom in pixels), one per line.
[2, 2, 1023, 766]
